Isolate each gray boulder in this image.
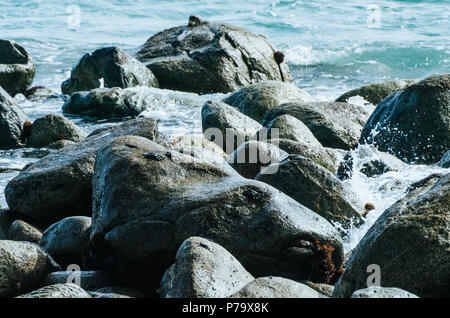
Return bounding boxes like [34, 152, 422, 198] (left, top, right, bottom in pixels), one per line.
[223, 81, 312, 123]
[350, 286, 419, 298]
[439, 150, 450, 168]
[63, 87, 154, 119]
[263, 102, 371, 150]
[0, 240, 60, 297]
[256, 155, 363, 229]
[25, 114, 86, 148]
[0, 40, 35, 96]
[7, 220, 42, 243]
[333, 173, 450, 298]
[24, 86, 59, 101]
[202, 101, 262, 154]
[160, 237, 254, 298]
[88, 136, 344, 290]
[16, 283, 91, 298]
[230, 277, 327, 298]
[135, 16, 292, 95]
[0, 87, 29, 149]
[47, 139, 76, 150]
[226, 140, 288, 179]
[40, 216, 92, 266]
[62, 47, 158, 95]
[360, 74, 450, 164]
[5, 118, 166, 227]
[43, 271, 112, 292]
[335, 79, 416, 105]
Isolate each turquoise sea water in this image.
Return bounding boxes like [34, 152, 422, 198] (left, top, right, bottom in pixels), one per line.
[0, 0, 449, 250]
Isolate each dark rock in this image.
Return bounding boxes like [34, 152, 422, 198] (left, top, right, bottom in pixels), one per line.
[439, 150, 450, 168]
[88, 136, 344, 290]
[0, 209, 13, 240]
[256, 155, 363, 229]
[226, 140, 288, 179]
[160, 237, 254, 298]
[202, 101, 262, 154]
[136, 17, 292, 94]
[229, 276, 327, 298]
[333, 173, 449, 298]
[0, 240, 60, 297]
[5, 118, 166, 228]
[46, 139, 76, 150]
[16, 283, 91, 298]
[0, 40, 35, 96]
[360, 74, 450, 164]
[24, 86, 59, 101]
[350, 286, 419, 298]
[0, 87, 29, 149]
[263, 102, 371, 150]
[25, 114, 86, 148]
[223, 81, 312, 123]
[40, 216, 92, 267]
[335, 80, 416, 105]
[63, 87, 154, 119]
[7, 219, 42, 243]
[62, 47, 158, 95]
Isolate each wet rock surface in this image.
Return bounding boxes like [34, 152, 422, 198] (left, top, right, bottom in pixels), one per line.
[0, 87, 30, 149]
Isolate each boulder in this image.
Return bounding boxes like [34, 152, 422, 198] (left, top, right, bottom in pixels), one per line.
[0, 209, 13, 239]
[333, 173, 450, 298]
[0, 40, 35, 96]
[229, 277, 327, 298]
[360, 74, 450, 164]
[439, 150, 450, 168]
[256, 155, 363, 229]
[300, 280, 334, 297]
[170, 134, 226, 158]
[7, 220, 42, 243]
[5, 118, 166, 228]
[268, 138, 338, 173]
[135, 16, 292, 94]
[223, 81, 312, 123]
[350, 286, 419, 298]
[63, 87, 153, 119]
[0, 240, 60, 297]
[40, 216, 92, 267]
[160, 237, 254, 298]
[24, 86, 59, 101]
[335, 79, 416, 105]
[16, 284, 91, 298]
[25, 114, 86, 148]
[226, 140, 288, 179]
[43, 271, 112, 291]
[62, 47, 158, 95]
[202, 101, 262, 153]
[0, 87, 29, 149]
[263, 102, 371, 150]
[88, 136, 344, 290]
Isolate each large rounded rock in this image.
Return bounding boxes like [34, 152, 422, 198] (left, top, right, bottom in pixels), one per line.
[25, 114, 86, 148]
[88, 136, 344, 290]
[360, 74, 450, 164]
[160, 237, 254, 298]
[350, 286, 419, 298]
[16, 283, 92, 298]
[263, 102, 371, 150]
[43, 271, 112, 292]
[135, 16, 292, 95]
[0, 40, 35, 96]
[230, 276, 327, 298]
[40, 216, 92, 267]
[223, 81, 312, 123]
[333, 173, 450, 298]
[439, 150, 450, 168]
[267, 138, 338, 173]
[226, 140, 288, 179]
[256, 155, 363, 229]
[7, 220, 42, 244]
[63, 87, 153, 119]
[202, 101, 262, 154]
[0, 87, 29, 149]
[335, 79, 416, 105]
[5, 118, 166, 228]
[0, 240, 60, 297]
[0, 209, 13, 240]
[62, 47, 158, 95]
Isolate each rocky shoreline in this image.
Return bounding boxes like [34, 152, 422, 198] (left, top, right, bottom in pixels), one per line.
[0, 16, 449, 299]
